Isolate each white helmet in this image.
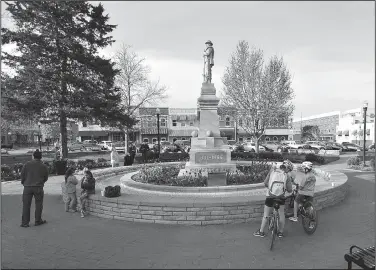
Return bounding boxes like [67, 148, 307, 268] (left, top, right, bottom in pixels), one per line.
[301, 161, 313, 171]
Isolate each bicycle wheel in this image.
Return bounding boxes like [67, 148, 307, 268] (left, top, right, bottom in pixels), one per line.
[270, 215, 277, 251]
[301, 201, 318, 235]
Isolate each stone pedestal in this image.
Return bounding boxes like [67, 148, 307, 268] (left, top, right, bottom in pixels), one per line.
[178, 82, 236, 186]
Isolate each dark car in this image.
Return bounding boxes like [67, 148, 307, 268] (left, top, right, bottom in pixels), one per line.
[232, 144, 245, 152]
[67, 141, 85, 152]
[261, 144, 274, 152]
[341, 142, 363, 152]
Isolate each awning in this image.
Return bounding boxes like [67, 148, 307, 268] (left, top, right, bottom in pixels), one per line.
[78, 131, 108, 137]
[337, 131, 342, 136]
[140, 128, 168, 135]
[169, 129, 198, 137]
[171, 115, 178, 121]
[366, 129, 371, 135]
[178, 115, 187, 121]
[344, 130, 349, 136]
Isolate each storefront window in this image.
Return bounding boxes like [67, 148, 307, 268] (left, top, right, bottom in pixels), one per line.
[172, 120, 177, 127]
[161, 118, 166, 127]
[143, 138, 149, 143]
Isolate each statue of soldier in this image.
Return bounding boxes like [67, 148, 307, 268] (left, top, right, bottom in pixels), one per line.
[203, 40, 214, 83]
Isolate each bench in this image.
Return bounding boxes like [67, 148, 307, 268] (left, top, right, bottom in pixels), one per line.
[344, 245, 375, 270]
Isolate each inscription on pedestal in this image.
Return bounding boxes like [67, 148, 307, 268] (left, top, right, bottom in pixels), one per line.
[195, 151, 226, 164]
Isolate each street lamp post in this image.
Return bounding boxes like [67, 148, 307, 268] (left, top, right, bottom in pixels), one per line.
[38, 122, 42, 151]
[156, 108, 161, 159]
[363, 101, 368, 166]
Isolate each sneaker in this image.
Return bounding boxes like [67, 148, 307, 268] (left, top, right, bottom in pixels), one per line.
[80, 210, 85, 218]
[253, 230, 266, 237]
[277, 232, 284, 238]
[289, 217, 298, 222]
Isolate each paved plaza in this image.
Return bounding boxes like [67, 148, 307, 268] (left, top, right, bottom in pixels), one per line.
[2, 157, 375, 269]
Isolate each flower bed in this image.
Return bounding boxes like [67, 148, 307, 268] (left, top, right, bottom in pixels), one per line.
[227, 161, 271, 185]
[1, 158, 111, 182]
[131, 162, 271, 187]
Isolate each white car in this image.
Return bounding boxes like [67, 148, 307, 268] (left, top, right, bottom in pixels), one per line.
[243, 142, 266, 152]
[282, 140, 309, 149]
[98, 141, 112, 150]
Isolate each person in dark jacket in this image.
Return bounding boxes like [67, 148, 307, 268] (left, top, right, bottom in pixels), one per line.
[128, 143, 136, 164]
[124, 152, 133, 166]
[79, 168, 96, 218]
[139, 142, 150, 163]
[20, 149, 49, 227]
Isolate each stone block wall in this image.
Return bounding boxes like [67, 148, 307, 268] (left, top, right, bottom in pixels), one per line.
[84, 181, 349, 225]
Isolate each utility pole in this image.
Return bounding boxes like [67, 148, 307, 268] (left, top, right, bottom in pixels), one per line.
[300, 112, 303, 142]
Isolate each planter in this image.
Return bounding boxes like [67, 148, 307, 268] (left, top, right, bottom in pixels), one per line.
[54, 160, 67, 175]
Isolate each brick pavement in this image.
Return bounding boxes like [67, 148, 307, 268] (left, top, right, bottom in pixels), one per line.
[1, 157, 374, 269]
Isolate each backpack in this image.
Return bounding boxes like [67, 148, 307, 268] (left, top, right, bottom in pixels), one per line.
[104, 185, 121, 198]
[268, 169, 287, 197]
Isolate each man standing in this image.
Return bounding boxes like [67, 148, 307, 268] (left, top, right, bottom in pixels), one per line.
[203, 40, 214, 83]
[20, 149, 49, 227]
[139, 142, 150, 163]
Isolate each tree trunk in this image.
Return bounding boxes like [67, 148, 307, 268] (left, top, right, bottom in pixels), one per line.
[124, 126, 128, 153]
[59, 109, 68, 159]
[255, 138, 259, 154]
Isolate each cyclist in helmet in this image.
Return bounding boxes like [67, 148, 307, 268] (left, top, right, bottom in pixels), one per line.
[289, 161, 316, 222]
[254, 160, 294, 238]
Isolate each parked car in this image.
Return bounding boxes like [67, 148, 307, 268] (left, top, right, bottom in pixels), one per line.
[305, 141, 326, 150]
[1, 148, 9, 154]
[322, 142, 342, 151]
[263, 141, 281, 152]
[98, 141, 113, 150]
[281, 140, 308, 149]
[341, 142, 363, 152]
[367, 143, 375, 151]
[1, 143, 13, 149]
[67, 141, 85, 152]
[82, 140, 101, 151]
[243, 142, 266, 152]
[261, 144, 274, 152]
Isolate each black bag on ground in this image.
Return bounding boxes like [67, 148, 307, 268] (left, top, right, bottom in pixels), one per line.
[104, 185, 121, 198]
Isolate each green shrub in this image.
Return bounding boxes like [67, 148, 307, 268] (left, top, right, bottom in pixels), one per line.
[84, 159, 95, 169]
[347, 156, 361, 166]
[231, 151, 284, 161]
[170, 170, 208, 187]
[13, 163, 24, 173]
[305, 153, 325, 164]
[1, 165, 13, 177]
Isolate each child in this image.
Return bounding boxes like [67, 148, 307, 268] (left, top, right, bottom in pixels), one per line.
[79, 167, 96, 218]
[289, 161, 330, 222]
[253, 160, 294, 238]
[64, 167, 78, 212]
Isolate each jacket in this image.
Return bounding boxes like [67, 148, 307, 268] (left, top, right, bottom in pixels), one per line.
[264, 167, 293, 197]
[21, 159, 49, 187]
[65, 175, 78, 194]
[295, 171, 316, 197]
[81, 175, 96, 194]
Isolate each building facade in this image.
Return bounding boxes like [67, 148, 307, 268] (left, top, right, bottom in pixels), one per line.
[336, 107, 375, 146]
[168, 108, 199, 142]
[138, 107, 169, 143]
[292, 111, 340, 141]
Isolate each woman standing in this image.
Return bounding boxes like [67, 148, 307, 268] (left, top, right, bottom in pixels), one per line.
[110, 147, 120, 168]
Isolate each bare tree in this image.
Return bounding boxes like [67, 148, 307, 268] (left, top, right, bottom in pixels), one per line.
[221, 40, 294, 152]
[114, 44, 168, 151]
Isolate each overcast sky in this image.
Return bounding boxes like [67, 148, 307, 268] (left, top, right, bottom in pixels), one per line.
[2, 1, 374, 119]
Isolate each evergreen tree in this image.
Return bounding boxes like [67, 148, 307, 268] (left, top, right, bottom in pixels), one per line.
[1, 1, 134, 158]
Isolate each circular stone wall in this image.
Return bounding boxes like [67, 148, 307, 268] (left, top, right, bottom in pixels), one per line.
[80, 163, 349, 225]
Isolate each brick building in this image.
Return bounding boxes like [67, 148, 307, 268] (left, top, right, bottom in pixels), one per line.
[138, 107, 169, 143]
[292, 111, 340, 141]
[168, 108, 199, 142]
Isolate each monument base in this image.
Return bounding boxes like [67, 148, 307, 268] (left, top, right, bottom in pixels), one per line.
[208, 173, 227, 187]
[184, 162, 236, 174]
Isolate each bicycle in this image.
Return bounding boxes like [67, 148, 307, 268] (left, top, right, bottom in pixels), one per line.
[286, 184, 318, 235]
[267, 197, 285, 251]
